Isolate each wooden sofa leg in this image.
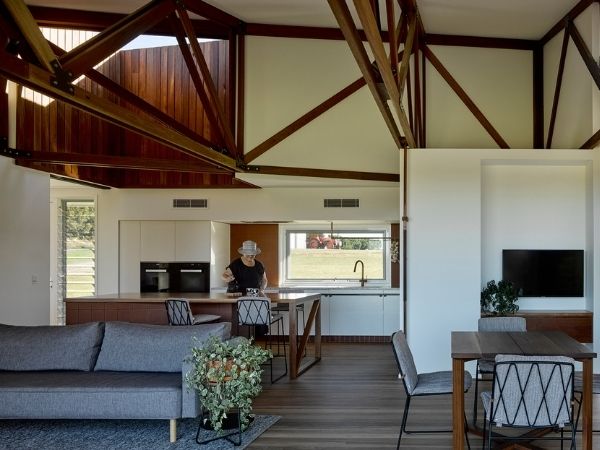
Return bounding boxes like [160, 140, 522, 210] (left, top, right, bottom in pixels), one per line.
[170, 419, 177, 442]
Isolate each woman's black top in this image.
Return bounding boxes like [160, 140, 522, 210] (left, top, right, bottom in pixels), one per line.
[227, 258, 265, 293]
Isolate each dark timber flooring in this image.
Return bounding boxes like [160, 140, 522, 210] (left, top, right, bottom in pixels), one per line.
[250, 343, 599, 449]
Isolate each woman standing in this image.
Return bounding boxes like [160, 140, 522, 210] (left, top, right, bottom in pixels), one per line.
[222, 240, 268, 294]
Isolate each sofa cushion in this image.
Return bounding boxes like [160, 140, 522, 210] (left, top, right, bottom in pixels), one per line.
[94, 321, 231, 373]
[0, 322, 104, 372]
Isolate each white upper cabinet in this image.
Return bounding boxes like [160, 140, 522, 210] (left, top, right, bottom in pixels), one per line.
[140, 221, 176, 261]
[175, 221, 211, 262]
[119, 221, 141, 293]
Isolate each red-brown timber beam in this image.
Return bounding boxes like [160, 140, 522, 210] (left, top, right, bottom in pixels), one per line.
[3, 0, 58, 73]
[546, 26, 569, 149]
[168, 14, 229, 151]
[175, 3, 238, 157]
[47, 40, 215, 151]
[0, 49, 238, 171]
[424, 34, 536, 50]
[423, 45, 509, 149]
[28, 6, 229, 39]
[184, 0, 242, 27]
[245, 165, 399, 182]
[244, 77, 367, 163]
[580, 129, 600, 149]
[540, 0, 595, 46]
[9, 150, 231, 173]
[59, 0, 175, 78]
[567, 20, 600, 89]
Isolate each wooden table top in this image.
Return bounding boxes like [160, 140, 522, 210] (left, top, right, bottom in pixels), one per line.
[451, 331, 596, 360]
[65, 292, 321, 305]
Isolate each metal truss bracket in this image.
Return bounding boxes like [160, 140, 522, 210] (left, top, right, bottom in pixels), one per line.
[49, 59, 75, 95]
[0, 143, 32, 159]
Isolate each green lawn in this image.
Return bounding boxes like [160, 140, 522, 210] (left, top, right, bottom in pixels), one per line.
[289, 249, 383, 279]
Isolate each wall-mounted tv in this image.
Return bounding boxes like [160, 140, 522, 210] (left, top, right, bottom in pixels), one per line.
[502, 250, 584, 297]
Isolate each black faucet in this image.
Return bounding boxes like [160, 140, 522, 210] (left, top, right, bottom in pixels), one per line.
[353, 259, 366, 287]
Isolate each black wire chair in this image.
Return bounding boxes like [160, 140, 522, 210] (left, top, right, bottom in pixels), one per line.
[473, 316, 527, 426]
[481, 354, 576, 449]
[391, 330, 472, 449]
[164, 298, 220, 325]
[237, 296, 287, 383]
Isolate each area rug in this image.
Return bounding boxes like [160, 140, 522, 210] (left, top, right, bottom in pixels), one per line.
[0, 415, 280, 450]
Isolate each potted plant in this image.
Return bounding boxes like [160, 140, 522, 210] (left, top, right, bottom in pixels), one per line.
[481, 279, 519, 316]
[186, 335, 272, 432]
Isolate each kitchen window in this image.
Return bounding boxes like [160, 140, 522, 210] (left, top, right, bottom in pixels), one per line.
[282, 225, 389, 286]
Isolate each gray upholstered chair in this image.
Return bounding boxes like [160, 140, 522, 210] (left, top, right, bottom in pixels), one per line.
[237, 296, 287, 383]
[391, 331, 472, 449]
[473, 316, 527, 426]
[481, 354, 575, 449]
[165, 298, 220, 325]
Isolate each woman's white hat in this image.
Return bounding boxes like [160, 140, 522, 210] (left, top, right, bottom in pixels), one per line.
[238, 240, 261, 255]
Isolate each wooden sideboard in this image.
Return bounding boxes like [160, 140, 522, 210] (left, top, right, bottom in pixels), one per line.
[483, 310, 593, 343]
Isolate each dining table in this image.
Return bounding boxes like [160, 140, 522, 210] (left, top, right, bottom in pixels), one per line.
[451, 330, 596, 449]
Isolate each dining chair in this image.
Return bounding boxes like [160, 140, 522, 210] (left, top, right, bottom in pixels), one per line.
[573, 371, 600, 432]
[164, 298, 221, 325]
[481, 354, 576, 449]
[391, 331, 472, 449]
[473, 316, 527, 426]
[237, 296, 287, 383]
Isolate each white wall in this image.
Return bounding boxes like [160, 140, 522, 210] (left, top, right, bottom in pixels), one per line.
[404, 149, 599, 373]
[210, 221, 230, 290]
[0, 160, 50, 325]
[482, 163, 589, 310]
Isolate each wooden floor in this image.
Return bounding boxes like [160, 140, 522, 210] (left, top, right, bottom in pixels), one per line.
[250, 343, 598, 449]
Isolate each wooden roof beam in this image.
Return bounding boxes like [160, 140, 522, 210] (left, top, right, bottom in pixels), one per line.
[59, 0, 175, 78]
[328, 0, 403, 149]
[174, 3, 238, 157]
[580, 128, 600, 149]
[168, 14, 230, 152]
[2, 0, 58, 73]
[0, 49, 238, 170]
[423, 45, 509, 149]
[244, 77, 366, 164]
[354, 0, 416, 148]
[183, 0, 242, 27]
[567, 20, 600, 90]
[29, 6, 229, 39]
[245, 165, 399, 182]
[46, 39, 215, 151]
[540, 0, 595, 46]
[8, 149, 231, 173]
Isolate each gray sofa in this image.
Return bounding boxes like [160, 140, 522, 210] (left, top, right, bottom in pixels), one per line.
[0, 320, 231, 442]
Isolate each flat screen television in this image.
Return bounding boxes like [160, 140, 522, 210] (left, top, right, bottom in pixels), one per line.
[502, 249, 584, 297]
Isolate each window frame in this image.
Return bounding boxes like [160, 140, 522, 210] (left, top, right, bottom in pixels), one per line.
[279, 223, 391, 287]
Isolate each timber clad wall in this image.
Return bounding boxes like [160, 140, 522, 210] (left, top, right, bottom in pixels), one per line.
[16, 41, 232, 187]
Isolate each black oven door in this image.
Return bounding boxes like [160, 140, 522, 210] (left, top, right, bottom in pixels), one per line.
[172, 262, 210, 293]
[140, 262, 170, 292]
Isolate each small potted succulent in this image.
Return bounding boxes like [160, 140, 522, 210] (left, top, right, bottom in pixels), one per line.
[481, 279, 519, 316]
[186, 335, 272, 432]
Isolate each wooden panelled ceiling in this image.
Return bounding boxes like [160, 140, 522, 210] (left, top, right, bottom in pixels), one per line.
[0, 0, 599, 188]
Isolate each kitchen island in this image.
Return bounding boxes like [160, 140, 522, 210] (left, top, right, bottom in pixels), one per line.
[65, 292, 321, 379]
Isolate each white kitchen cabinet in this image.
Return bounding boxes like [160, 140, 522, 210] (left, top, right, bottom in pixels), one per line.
[272, 297, 329, 336]
[329, 294, 383, 335]
[383, 294, 401, 335]
[119, 221, 141, 293]
[140, 221, 176, 261]
[175, 221, 211, 261]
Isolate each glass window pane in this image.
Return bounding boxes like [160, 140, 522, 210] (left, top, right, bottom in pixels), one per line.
[286, 230, 386, 281]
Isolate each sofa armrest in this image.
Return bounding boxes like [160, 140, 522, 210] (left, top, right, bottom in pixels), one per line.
[181, 358, 201, 418]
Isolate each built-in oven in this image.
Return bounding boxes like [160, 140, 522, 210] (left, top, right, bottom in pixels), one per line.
[171, 262, 210, 293]
[140, 262, 210, 293]
[140, 262, 170, 292]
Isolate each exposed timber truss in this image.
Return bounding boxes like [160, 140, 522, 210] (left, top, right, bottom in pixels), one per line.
[0, 0, 598, 188]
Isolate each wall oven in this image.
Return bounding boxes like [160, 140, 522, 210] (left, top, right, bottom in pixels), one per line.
[140, 262, 210, 293]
